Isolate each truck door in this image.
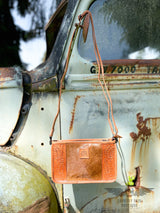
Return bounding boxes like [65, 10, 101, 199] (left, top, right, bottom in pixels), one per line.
[59, 0, 160, 212]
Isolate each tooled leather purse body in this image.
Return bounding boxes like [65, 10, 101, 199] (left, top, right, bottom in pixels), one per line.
[50, 11, 120, 184]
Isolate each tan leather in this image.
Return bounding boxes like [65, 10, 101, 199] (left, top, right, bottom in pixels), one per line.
[51, 139, 117, 183]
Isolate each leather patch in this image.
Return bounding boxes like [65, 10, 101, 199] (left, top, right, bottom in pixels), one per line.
[66, 143, 102, 181]
[79, 147, 89, 159]
[52, 144, 66, 181]
[102, 143, 117, 180]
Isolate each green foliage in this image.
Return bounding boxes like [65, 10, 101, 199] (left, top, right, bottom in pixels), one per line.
[0, 0, 21, 66]
[100, 0, 160, 56]
[0, 0, 56, 67]
[126, 176, 135, 186]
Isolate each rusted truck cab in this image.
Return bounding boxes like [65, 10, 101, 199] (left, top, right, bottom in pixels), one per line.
[1, 0, 160, 212]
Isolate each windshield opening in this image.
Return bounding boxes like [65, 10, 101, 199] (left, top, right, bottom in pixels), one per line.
[78, 0, 160, 61]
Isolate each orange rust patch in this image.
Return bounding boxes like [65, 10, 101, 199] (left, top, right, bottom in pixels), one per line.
[69, 95, 82, 134]
[130, 142, 137, 171]
[0, 67, 16, 86]
[0, 67, 15, 79]
[133, 167, 141, 189]
[98, 59, 160, 67]
[129, 114, 160, 180]
[130, 113, 151, 142]
[19, 196, 50, 213]
[130, 113, 152, 173]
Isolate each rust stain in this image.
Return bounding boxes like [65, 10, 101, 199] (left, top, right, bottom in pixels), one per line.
[0, 67, 15, 79]
[32, 76, 57, 92]
[104, 198, 112, 209]
[14, 145, 18, 151]
[130, 141, 136, 170]
[130, 113, 151, 142]
[80, 184, 154, 212]
[86, 73, 160, 87]
[69, 95, 82, 134]
[0, 67, 15, 86]
[139, 140, 150, 166]
[80, 196, 98, 211]
[130, 113, 160, 185]
[94, 59, 160, 67]
[133, 167, 141, 189]
[103, 186, 154, 211]
[0, 67, 23, 88]
[93, 59, 160, 76]
[18, 196, 50, 213]
[130, 113, 152, 173]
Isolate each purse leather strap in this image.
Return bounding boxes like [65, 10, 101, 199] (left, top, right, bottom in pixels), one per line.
[49, 10, 119, 143]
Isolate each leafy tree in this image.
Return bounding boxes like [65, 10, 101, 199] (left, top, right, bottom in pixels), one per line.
[100, 0, 160, 56]
[56, 0, 62, 7]
[0, 0, 56, 67]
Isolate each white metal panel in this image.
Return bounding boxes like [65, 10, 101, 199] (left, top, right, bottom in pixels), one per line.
[9, 92, 63, 207]
[10, 92, 60, 176]
[0, 68, 23, 145]
[61, 83, 160, 213]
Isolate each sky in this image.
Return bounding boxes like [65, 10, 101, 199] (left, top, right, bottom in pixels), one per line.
[11, 0, 56, 70]
[129, 47, 160, 60]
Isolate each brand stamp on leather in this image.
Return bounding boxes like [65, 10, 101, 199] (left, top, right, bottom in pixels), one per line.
[79, 147, 89, 159]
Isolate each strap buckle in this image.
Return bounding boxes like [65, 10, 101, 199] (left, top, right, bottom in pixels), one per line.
[49, 137, 52, 145]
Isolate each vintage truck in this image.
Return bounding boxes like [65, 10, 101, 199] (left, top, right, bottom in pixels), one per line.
[1, 0, 160, 212]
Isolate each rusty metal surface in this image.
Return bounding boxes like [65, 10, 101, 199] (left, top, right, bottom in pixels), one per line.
[0, 67, 16, 80]
[69, 95, 82, 134]
[130, 113, 151, 142]
[0, 152, 58, 213]
[65, 73, 160, 92]
[80, 186, 154, 213]
[19, 197, 51, 213]
[31, 76, 57, 92]
[101, 59, 160, 66]
[61, 88, 160, 212]
[93, 60, 160, 75]
[0, 67, 22, 88]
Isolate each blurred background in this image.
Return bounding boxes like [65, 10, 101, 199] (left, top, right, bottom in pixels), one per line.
[0, 0, 62, 70]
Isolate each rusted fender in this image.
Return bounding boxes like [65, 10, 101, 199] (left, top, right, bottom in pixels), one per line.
[0, 152, 58, 213]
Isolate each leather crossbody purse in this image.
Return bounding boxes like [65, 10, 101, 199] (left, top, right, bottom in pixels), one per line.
[50, 11, 121, 184]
